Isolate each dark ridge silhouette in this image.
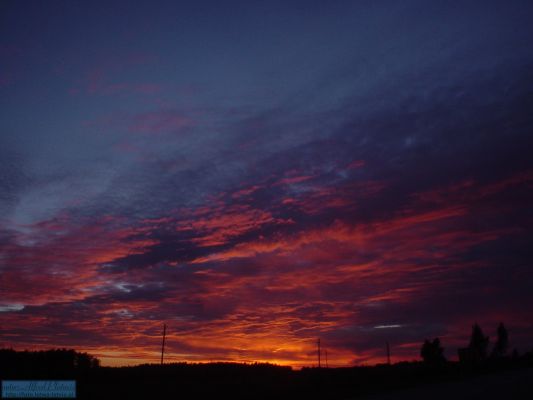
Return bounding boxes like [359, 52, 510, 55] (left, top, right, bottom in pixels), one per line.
[1, 324, 532, 399]
[2, 352, 532, 399]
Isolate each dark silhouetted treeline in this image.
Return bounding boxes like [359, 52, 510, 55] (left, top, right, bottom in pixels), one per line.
[2, 350, 533, 399]
[0, 348, 99, 378]
[1, 323, 532, 399]
[423, 322, 517, 366]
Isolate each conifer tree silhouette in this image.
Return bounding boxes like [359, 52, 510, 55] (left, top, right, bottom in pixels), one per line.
[420, 338, 446, 364]
[468, 323, 490, 362]
[491, 322, 509, 358]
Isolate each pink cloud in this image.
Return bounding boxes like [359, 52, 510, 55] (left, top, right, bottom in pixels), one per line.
[2, 171, 531, 367]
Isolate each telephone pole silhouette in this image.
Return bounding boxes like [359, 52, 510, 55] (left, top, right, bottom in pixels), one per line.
[317, 338, 321, 368]
[160, 324, 167, 365]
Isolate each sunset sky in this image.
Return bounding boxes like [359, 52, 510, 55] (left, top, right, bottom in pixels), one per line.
[1, 0, 533, 367]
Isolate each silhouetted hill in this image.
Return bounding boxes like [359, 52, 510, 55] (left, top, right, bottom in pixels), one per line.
[1, 349, 533, 399]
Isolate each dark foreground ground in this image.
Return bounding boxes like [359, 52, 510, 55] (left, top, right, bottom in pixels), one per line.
[1, 349, 533, 399]
[73, 364, 533, 400]
[360, 367, 533, 400]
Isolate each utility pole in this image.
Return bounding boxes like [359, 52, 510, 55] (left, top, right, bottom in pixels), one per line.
[161, 324, 167, 365]
[386, 341, 391, 365]
[317, 338, 321, 368]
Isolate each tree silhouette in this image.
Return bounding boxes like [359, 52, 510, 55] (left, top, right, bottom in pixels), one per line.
[420, 338, 446, 364]
[0, 348, 100, 377]
[468, 323, 490, 362]
[491, 322, 509, 358]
